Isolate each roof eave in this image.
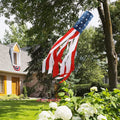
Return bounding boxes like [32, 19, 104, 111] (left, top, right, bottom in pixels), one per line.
[0, 70, 27, 75]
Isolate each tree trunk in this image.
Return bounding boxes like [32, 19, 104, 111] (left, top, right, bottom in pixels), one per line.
[98, 0, 117, 90]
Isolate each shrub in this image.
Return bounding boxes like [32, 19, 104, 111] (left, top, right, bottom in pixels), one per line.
[37, 85, 120, 120]
[23, 86, 28, 98]
[0, 94, 19, 101]
[73, 84, 91, 96]
[73, 82, 110, 96]
[0, 94, 27, 101]
[7, 94, 19, 100]
[0, 95, 8, 101]
[19, 94, 25, 99]
[25, 86, 35, 97]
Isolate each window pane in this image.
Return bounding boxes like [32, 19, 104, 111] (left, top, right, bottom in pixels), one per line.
[14, 53, 17, 65]
[0, 76, 4, 93]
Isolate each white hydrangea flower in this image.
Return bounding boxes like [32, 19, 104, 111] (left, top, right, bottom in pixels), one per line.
[90, 86, 98, 92]
[65, 98, 71, 102]
[72, 116, 81, 120]
[49, 102, 57, 109]
[101, 87, 105, 91]
[55, 106, 72, 120]
[77, 103, 97, 118]
[97, 114, 107, 120]
[38, 111, 54, 120]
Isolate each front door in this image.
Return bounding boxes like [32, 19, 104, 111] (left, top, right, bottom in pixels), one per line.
[12, 77, 20, 95]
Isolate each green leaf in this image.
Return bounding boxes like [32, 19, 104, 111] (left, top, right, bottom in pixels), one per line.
[58, 92, 65, 97]
[68, 89, 74, 97]
[111, 101, 117, 108]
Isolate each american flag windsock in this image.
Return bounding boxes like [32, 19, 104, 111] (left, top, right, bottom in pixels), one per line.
[42, 11, 93, 83]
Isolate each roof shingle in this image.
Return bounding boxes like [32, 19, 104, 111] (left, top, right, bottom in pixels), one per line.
[0, 43, 31, 75]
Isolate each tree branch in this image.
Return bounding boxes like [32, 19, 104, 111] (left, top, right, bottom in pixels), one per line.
[97, 2, 105, 30]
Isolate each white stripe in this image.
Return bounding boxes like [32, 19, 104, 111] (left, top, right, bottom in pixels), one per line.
[48, 52, 54, 74]
[59, 34, 80, 75]
[57, 41, 68, 55]
[42, 58, 47, 73]
[55, 75, 67, 79]
[49, 29, 76, 54]
[66, 54, 72, 73]
[55, 77, 63, 79]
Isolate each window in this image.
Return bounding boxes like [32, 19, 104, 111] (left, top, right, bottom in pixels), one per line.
[13, 52, 20, 66]
[0, 76, 4, 93]
[10, 43, 21, 71]
[13, 53, 17, 65]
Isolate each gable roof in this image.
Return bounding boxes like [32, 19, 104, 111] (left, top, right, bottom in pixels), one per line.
[0, 43, 31, 75]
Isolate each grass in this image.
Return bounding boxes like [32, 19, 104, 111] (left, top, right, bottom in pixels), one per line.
[0, 100, 49, 120]
[117, 84, 120, 89]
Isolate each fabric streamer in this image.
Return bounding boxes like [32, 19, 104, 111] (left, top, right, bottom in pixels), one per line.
[42, 11, 93, 83]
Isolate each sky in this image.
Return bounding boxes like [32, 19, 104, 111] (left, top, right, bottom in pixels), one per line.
[0, 0, 116, 42]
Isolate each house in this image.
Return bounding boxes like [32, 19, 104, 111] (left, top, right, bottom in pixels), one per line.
[0, 43, 31, 96]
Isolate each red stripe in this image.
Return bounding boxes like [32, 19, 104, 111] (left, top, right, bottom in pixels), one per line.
[46, 28, 75, 73]
[52, 48, 59, 77]
[46, 54, 51, 70]
[52, 31, 78, 77]
[59, 36, 79, 83]
[59, 71, 72, 83]
[52, 44, 67, 77]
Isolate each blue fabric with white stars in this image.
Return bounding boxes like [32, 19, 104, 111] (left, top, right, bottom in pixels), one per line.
[73, 11, 93, 33]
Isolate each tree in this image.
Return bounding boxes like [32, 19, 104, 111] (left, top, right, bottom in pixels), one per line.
[74, 28, 105, 84]
[79, 0, 118, 90]
[0, 0, 81, 86]
[98, 0, 117, 90]
[0, 0, 118, 89]
[110, 0, 120, 76]
[92, 0, 120, 88]
[3, 24, 31, 48]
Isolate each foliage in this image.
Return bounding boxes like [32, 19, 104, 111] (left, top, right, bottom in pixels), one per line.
[92, 0, 120, 76]
[25, 86, 35, 97]
[57, 81, 74, 99]
[38, 85, 120, 120]
[110, 0, 120, 76]
[23, 86, 28, 98]
[0, 0, 91, 83]
[3, 24, 31, 48]
[0, 0, 118, 89]
[73, 82, 110, 96]
[67, 28, 105, 85]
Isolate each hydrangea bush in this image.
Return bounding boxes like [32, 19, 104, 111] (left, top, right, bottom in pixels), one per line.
[37, 82, 120, 120]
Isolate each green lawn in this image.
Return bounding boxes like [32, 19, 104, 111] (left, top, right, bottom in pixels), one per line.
[0, 100, 49, 120]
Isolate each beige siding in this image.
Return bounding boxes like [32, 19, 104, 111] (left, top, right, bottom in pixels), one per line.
[0, 72, 26, 96]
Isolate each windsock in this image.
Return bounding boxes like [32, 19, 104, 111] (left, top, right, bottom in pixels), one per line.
[42, 11, 93, 83]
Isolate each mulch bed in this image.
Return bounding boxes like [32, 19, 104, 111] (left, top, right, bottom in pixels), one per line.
[36, 98, 60, 102]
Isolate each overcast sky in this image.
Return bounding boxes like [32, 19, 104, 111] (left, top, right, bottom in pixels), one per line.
[0, 0, 117, 42]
